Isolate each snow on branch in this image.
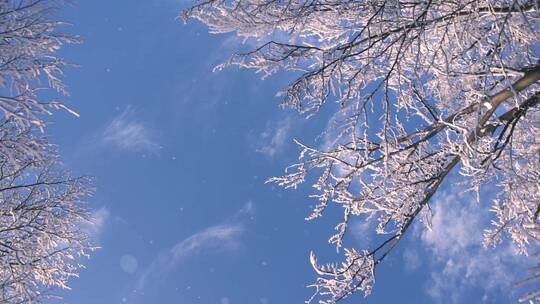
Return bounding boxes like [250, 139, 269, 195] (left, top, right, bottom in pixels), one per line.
[185, 0, 540, 302]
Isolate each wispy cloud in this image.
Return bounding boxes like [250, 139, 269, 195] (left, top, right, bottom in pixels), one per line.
[170, 223, 244, 262]
[402, 247, 421, 272]
[81, 206, 111, 243]
[136, 202, 255, 290]
[101, 106, 159, 153]
[418, 191, 524, 303]
[350, 217, 376, 249]
[253, 116, 294, 158]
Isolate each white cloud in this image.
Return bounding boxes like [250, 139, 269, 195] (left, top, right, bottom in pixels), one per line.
[170, 223, 244, 261]
[421, 193, 481, 256]
[402, 247, 421, 272]
[419, 191, 523, 303]
[350, 217, 376, 248]
[81, 206, 110, 242]
[239, 200, 256, 216]
[136, 202, 254, 290]
[102, 106, 159, 153]
[254, 116, 293, 158]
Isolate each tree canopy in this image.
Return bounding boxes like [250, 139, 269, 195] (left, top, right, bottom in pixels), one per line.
[184, 0, 540, 302]
[0, 1, 93, 302]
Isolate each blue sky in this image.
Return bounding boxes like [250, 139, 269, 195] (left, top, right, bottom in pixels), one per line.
[45, 1, 528, 303]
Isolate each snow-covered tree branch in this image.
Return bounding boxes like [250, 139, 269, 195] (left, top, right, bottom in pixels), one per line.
[0, 1, 94, 302]
[0, 0, 79, 129]
[0, 120, 93, 303]
[184, 0, 540, 302]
